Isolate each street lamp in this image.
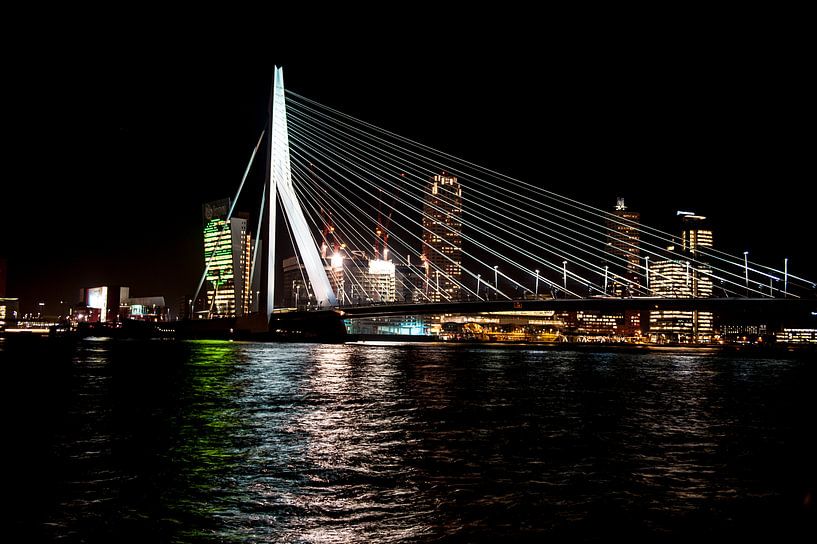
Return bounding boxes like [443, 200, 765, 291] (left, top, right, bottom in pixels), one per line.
[784, 257, 788, 298]
[494, 265, 499, 289]
[603, 265, 608, 295]
[562, 261, 567, 291]
[645, 256, 650, 291]
[476, 274, 481, 299]
[743, 251, 749, 295]
[535, 269, 540, 297]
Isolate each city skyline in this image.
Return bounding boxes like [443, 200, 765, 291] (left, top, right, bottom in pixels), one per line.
[4, 45, 814, 313]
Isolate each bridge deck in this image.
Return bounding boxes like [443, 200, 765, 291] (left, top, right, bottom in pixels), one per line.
[337, 298, 817, 320]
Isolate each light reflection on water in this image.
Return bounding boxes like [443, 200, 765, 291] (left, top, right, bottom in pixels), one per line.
[2, 339, 814, 541]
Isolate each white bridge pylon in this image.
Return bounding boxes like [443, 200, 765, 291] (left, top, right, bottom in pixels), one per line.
[268, 67, 337, 316]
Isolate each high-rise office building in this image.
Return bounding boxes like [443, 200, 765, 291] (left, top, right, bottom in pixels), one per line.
[605, 197, 640, 296]
[679, 211, 713, 255]
[676, 211, 714, 299]
[648, 211, 714, 342]
[202, 198, 253, 317]
[422, 173, 462, 302]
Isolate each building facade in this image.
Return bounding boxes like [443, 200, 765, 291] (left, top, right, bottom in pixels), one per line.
[202, 198, 253, 317]
[422, 173, 463, 302]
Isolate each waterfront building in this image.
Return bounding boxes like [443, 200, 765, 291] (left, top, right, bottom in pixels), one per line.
[121, 296, 168, 322]
[422, 173, 462, 302]
[556, 309, 643, 339]
[202, 199, 253, 317]
[776, 328, 817, 344]
[720, 322, 768, 343]
[648, 211, 715, 342]
[605, 198, 641, 296]
[345, 315, 429, 336]
[0, 297, 19, 327]
[75, 286, 130, 323]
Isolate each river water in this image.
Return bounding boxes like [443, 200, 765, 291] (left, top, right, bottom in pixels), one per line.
[3, 338, 815, 542]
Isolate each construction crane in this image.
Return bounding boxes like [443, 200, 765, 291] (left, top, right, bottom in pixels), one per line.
[374, 174, 401, 261]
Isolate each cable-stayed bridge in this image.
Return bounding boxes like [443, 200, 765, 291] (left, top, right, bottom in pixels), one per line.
[194, 67, 816, 342]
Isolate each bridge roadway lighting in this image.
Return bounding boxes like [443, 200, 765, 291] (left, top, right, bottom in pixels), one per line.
[535, 269, 540, 296]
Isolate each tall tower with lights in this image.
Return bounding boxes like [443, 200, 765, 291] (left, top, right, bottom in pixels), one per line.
[605, 197, 641, 296]
[422, 172, 462, 302]
[202, 198, 253, 317]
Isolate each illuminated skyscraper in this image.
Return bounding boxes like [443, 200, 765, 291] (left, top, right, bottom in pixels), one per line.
[648, 211, 714, 342]
[422, 173, 462, 302]
[202, 198, 253, 317]
[678, 211, 713, 255]
[605, 197, 640, 296]
[676, 211, 714, 299]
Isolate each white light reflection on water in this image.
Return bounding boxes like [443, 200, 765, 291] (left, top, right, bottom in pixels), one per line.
[232, 344, 434, 542]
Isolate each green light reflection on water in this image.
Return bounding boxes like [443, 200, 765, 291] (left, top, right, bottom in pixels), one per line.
[164, 340, 249, 543]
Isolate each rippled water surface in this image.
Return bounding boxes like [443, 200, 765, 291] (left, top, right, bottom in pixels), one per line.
[3, 338, 815, 541]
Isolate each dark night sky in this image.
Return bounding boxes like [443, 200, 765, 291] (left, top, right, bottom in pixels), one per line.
[3, 23, 814, 313]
